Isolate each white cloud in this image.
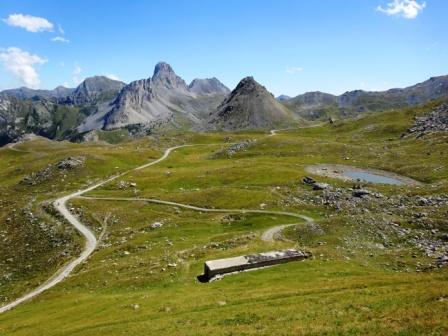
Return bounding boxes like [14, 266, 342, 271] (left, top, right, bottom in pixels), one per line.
[2, 13, 53, 32]
[72, 64, 83, 85]
[105, 73, 120, 81]
[0, 47, 47, 88]
[377, 0, 426, 19]
[51, 36, 70, 43]
[286, 66, 303, 74]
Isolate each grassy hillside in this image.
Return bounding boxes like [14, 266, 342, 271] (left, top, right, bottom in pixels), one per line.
[0, 102, 447, 335]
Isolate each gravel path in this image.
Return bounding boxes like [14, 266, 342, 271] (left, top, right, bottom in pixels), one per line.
[78, 196, 313, 230]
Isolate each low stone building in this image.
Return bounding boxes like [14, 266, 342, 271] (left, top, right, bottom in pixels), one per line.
[200, 249, 311, 282]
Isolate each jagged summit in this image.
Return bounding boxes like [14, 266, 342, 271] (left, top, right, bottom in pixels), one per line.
[151, 62, 188, 91]
[78, 62, 229, 131]
[153, 62, 175, 77]
[230, 76, 264, 95]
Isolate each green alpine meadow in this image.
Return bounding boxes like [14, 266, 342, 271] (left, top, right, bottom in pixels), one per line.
[0, 1, 447, 335]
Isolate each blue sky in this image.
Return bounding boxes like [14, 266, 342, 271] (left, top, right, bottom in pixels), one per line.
[0, 0, 446, 96]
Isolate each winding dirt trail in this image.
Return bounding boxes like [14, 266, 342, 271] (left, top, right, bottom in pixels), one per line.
[0, 144, 190, 313]
[0, 127, 318, 313]
[261, 223, 302, 242]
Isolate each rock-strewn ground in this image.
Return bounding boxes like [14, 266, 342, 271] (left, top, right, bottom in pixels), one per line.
[406, 103, 448, 137]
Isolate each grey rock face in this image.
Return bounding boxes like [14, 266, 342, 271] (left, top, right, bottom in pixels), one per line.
[65, 76, 125, 105]
[152, 62, 189, 92]
[102, 78, 166, 129]
[189, 78, 230, 95]
[87, 62, 229, 131]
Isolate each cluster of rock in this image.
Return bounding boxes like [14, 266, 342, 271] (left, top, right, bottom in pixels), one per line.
[303, 176, 381, 198]
[406, 103, 448, 137]
[117, 181, 137, 190]
[225, 140, 256, 157]
[20, 156, 85, 185]
[20, 165, 54, 186]
[302, 176, 330, 191]
[148, 221, 164, 230]
[211, 140, 256, 158]
[295, 175, 448, 268]
[57, 157, 85, 170]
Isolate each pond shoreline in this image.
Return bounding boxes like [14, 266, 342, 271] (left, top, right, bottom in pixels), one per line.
[305, 164, 423, 186]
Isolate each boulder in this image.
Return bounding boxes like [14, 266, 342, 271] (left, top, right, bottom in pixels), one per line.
[302, 176, 316, 185]
[313, 183, 330, 190]
[57, 156, 85, 170]
[352, 189, 372, 198]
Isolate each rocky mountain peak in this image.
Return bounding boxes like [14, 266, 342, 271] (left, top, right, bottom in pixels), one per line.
[151, 61, 188, 91]
[208, 76, 299, 130]
[153, 62, 175, 78]
[188, 77, 230, 95]
[66, 76, 125, 105]
[79, 76, 123, 90]
[276, 95, 291, 102]
[225, 76, 275, 101]
[234, 76, 259, 92]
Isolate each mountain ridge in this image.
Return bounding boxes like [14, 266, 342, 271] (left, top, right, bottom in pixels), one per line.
[1, 64, 448, 145]
[283, 75, 448, 120]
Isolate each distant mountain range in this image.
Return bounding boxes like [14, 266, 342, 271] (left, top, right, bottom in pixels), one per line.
[278, 75, 448, 120]
[1, 61, 448, 145]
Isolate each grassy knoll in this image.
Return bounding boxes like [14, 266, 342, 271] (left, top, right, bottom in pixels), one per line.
[1, 103, 447, 335]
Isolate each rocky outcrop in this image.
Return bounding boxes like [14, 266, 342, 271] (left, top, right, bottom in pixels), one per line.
[0, 93, 88, 145]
